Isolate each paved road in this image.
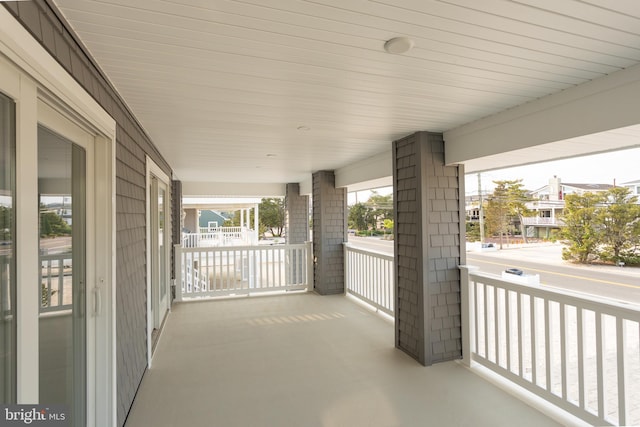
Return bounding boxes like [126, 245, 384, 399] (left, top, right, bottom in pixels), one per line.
[348, 236, 640, 305]
[347, 236, 393, 254]
[467, 252, 640, 305]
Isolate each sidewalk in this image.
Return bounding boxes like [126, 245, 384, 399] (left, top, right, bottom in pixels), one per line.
[466, 242, 640, 279]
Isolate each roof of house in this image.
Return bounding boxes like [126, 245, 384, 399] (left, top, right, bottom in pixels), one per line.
[561, 183, 613, 191]
[621, 179, 640, 185]
[198, 210, 228, 228]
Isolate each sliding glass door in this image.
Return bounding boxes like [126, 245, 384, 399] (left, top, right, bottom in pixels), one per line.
[38, 125, 87, 426]
[0, 28, 116, 426]
[0, 92, 16, 404]
[149, 175, 170, 353]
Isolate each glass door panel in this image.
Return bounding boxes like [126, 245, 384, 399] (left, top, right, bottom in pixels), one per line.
[150, 176, 169, 352]
[0, 92, 16, 403]
[38, 125, 85, 427]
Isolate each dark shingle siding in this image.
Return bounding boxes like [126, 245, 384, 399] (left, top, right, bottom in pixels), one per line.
[312, 171, 347, 295]
[394, 132, 462, 365]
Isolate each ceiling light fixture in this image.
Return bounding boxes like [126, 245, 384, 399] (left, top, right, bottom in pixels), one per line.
[384, 36, 414, 54]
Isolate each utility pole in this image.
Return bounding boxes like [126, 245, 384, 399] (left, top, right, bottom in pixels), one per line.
[478, 173, 485, 244]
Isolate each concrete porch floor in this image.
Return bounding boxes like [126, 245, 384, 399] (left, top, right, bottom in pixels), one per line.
[124, 293, 561, 427]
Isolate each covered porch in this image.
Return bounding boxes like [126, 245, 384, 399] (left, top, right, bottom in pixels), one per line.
[124, 293, 562, 427]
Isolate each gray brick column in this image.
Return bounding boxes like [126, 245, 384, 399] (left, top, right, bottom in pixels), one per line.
[171, 180, 182, 283]
[285, 183, 309, 244]
[393, 132, 465, 366]
[312, 171, 347, 295]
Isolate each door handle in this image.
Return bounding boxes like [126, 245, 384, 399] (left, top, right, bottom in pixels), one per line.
[93, 285, 102, 316]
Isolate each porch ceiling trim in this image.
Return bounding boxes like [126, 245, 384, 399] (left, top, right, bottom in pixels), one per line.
[444, 63, 640, 171]
[335, 149, 392, 192]
[181, 181, 285, 198]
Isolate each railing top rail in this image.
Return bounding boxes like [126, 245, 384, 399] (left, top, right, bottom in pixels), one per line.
[466, 268, 640, 320]
[343, 242, 394, 261]
[177, 243, 308, 254]
[40, 253, 72, 261]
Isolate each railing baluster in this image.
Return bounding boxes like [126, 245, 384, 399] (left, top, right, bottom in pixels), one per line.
[560, 303, 567, 400]
[484, 283, 488, 359]
[578, 307, 585, 410]
[506, 289, 511, 373]
[474, 279, 479, 358]
[46, 260, 53, 308]
[545, 298, 551, 392]
[530, 295, 537, 386]
[616, 317, 626, 426]
[278, 247, 282, 286]
[517, 291, 522, 378]
[57, 259, 65, 307]
[494, 285, 499, 364]
[596, 312, 604, 420]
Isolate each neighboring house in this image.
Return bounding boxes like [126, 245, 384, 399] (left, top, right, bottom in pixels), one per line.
[621, 179, 640, 200]
[466, 177, 615, 239]
[525, 176, 613, 238]
[198, 210, 227, 231]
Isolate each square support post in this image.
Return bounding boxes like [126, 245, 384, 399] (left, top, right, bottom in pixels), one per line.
[393, 132, 465, 366]
[312, 171, 347, 295]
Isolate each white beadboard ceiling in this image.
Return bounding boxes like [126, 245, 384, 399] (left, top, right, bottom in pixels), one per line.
[52, 0, 640, 186]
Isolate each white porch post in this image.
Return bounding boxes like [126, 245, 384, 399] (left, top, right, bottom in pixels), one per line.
[459, 265, 479, 367]
[240, 208, 244, 230]
[254, 204, 259, 243]
[174, 244, 183, 302]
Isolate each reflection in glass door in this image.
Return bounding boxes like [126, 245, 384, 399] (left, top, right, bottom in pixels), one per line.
[0, 92, 16, 403]
[38, 125, 85, 427]
[150, 176, 169, 351]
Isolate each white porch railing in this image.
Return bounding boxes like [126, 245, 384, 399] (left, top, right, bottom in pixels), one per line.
[175, 242, 313, 300]
[183, 226, 256, 247]
[344, 243, 394, 316]
[460, 266, 640, 427]
[521, 217, 564, 226]
[40, 253, 73, 313]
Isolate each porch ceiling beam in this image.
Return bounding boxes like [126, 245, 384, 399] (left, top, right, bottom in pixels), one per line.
[335, 149, 392, 192]
[444, 62, 640, 171]
[181, 181, 285, 197]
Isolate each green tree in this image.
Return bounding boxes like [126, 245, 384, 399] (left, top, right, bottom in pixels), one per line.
[504, 180, 534, 243]
[485, 190, 510, 249]
[39, 207, 71, 237]
[348, 203, 369, 231]
[365, 192, 393, 228]
[484, 180, 533, 248]
[559, 192, 605, 263]
[259, 198, 285, 237]
[597, 187, 640, 263]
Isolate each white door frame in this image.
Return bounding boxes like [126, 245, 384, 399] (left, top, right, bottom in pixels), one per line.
[0, 8, 116, 426]
[146, 156, 171, 367]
